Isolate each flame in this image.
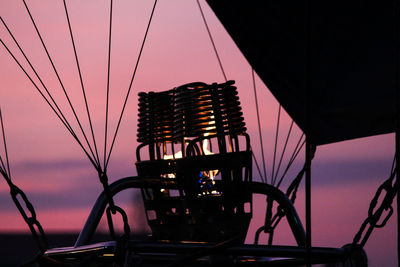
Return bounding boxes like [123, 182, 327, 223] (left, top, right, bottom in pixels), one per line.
[202, 115, 218, 180]
[163, 150, 182, 160]
[161, 113, 219, 195]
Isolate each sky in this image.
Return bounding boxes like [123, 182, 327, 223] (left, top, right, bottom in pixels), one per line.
[0, 1, 398, 266]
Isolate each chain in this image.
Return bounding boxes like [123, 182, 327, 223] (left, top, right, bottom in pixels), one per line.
[254, 198, 285, 245]
[98, 172, 130, 242]
[254, 167, 305, 245]
[253, 146, 314, 245]
[1, 172, 48, 253]
[98, 172, 130, 264]
[0, 109, 47, 253]
[353, 166, 399, 247]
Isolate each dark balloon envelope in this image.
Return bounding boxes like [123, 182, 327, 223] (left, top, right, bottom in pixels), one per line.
[206, 0, 397, 145]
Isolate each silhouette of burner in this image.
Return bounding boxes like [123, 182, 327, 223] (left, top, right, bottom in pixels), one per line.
[136, 81, 252, 243]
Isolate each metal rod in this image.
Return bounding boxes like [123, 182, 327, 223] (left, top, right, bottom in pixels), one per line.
[75, 177, 306, 247]
[305, 0, 312, 265]
[397, 65, 400, 267]
[397, 87, 400, 266]
[127, 242, 346, 261]
[305, 140, 312, 266]
[395, 0, 400, 264]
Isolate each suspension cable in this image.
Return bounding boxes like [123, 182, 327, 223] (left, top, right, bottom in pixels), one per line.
[104, 0, 114, 169]
[64, 0, 130, 242]
[196, 0, 227, 82]
[276, 134, 305, 188]
[105, 0, 158, 168]
[273, 120, 294, 185]
[21, 0, 100, 168]
[286, 143, 317, 204]
[288, 136, 306, 168]
[392, 152, 396, 174]
[196, 2, 267, 184]
[251, 146, 265, 183]
[271, 105, 281, 184]
[252, 69, 267, 183]
[0, 39, 99, 170]
[0, 159, 8, 180]
[0, 17, 73, 136]
[0, 109, 10, 178]
[0, 108, 48, 253]
[0, 108, 7, 174]
[0, 152, 7, 178]
[255, 143, 310, 245]
[63, 0, 101, 169]
[4, 1, 134, 245]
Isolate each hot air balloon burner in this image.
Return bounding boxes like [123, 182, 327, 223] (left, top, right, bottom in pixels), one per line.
[136, 81, 252, 243]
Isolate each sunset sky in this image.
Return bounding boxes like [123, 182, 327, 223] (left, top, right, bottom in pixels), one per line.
[0, 1, 397, 266]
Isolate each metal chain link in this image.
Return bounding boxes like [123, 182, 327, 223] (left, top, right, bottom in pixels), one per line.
[353, 166, 399, 247]
[99, 172, 130, 241]
[254, 166, 305, 245]
[253, 146, 314, 245]
[254, 174, 305, 245]
[4, 177, 48, 253]
[254, 197, 286, 245]
[0, 109, 47, 253]
[98, 172, 130, 264]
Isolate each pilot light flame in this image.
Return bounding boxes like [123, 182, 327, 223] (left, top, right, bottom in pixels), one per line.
[201, 114, 218, 181]
[162, 114, 219, 196]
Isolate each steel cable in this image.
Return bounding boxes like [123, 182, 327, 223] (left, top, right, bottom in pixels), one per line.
[105, 0, 158, 168]
[0, 108, 48, 253]
[0, 108, 10, 178]
[196, 0, 227, 82]
[252, 70, 267, 183]
[276, 134, 305, 189]
[271, 105, 281, 184]
[22, 0, 100, 167]
[0, 17, 74, 136]
[63, 0, 101, 168]
[273, 120, 294, 185]
[0, 39, 99, 169]
[104, 0, 114, 169]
